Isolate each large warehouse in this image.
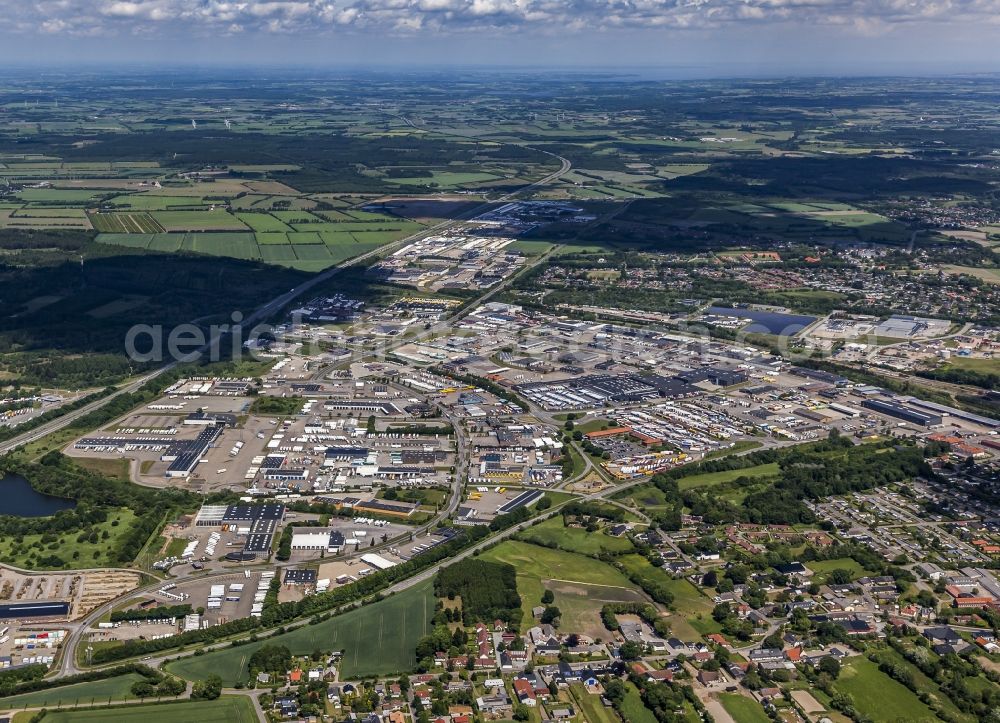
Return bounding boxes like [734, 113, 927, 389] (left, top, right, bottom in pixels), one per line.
[290, 529, 347, 553]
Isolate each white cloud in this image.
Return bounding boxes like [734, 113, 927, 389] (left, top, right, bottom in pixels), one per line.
[5, 0, 999, 37]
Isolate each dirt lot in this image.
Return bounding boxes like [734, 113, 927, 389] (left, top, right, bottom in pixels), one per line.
[0, 566, 140, 621]
[791, 689, 826, 715]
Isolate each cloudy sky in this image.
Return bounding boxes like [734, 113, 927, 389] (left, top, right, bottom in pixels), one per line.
[2, 0, 999, 72]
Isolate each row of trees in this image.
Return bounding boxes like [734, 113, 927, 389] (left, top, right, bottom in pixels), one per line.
[110, 604, 193, 623]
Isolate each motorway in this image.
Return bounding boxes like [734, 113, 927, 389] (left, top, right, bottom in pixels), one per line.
[41, 145, 571, 681]
[0, 141, 569, 460]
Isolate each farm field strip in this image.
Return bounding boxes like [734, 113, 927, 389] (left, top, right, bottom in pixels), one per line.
[165, 580, 434, 685]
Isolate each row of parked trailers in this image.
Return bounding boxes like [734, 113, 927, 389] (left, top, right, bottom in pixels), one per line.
[252, 571, 275, 618]
[207, 581, 247, 610]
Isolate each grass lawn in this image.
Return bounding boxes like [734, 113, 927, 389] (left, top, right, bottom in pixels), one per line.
[944, 356, 1000, 374]
[874, 648, 975, 723]
[676, 462, 779, 491]
[718, 693, 770, 723]
[618, 556, 717, 639]
[619, 682, 657, 723]
[614, 462, 779, 509]
[167, 580, 434, 685]
[0, 508, 138, 570]
[507, 240, 554, 256]
[835, 656, 937, 723]
[164, 536, 188, 557]
[480, 541, 643, 639]
[574, 418, 616, 434]
[568, 683, 618, 723]
[806, 558, 871, 583]
[69, 457, 130, 480]
[0, 674, 149, 709]
[702, 440, 763, 460]
[519, 517, 634, 555]
[24, 696, 257, 723]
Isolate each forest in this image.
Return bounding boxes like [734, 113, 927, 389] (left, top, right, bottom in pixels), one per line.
[633, 435, 935, 527]
[435, 559, 522, 628]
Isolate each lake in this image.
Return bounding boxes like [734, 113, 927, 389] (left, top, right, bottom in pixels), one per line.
[0, 474, 76, 518]
[706, 306, 816, 336]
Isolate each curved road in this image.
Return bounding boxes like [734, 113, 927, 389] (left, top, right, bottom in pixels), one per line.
[48, 141, 570, 677]
[63, 470, 654, 680]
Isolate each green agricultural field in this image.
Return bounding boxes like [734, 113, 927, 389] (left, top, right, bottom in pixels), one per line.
[290, 222, 351, 234]
[324, 237, 393, 264]
[259, 244, 298, 262]
[519, 516, 634, 555]
[345, 210, 398, 222]
[290, 244, 333, 260]
[94, 224, 392, 270]
[16, 188, 104, 203]
[834, 656, 938, 723]
[0, 673, 149, 709]
[255, 232, 292, 245]
[151, 210, 249, 232]
[287, 231, 323, 244]
[0, 211, 92, 229]
[718, 693, 771, 723]
[32, 696, 257, 723]
[271, 210, 325, 224]
[182, 233, 259, 259]
[108, 195, 206, 210]
[89, 212, 163, 233]
[146, 234, 184, 252]
[10, 207, 88, 218]
[167, 580, 434, 685]
[0, 508, 138, 570]
[234, 212, 294, 232]
[351, 229, 417, 244]
[316, 210, 354, 221]
[480, 540, 643, 638]
[94, 233, 154, 249]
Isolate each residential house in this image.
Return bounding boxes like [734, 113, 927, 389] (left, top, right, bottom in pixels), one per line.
[513, 678, 537, 706]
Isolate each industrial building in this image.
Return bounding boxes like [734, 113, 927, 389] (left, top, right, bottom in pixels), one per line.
[515, 373, 700, 410]
[193, 503, 285, 559]
[290, 529, 347, 553]
[861, 399, 942, 426]
[163, 425, 225, 478]
[284, 569, 318, 585]
[497, 489, 545, 515]
[677, 367, 749, 387]
[0, 602, 70, 619]
[904, 398, 1000, 429]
